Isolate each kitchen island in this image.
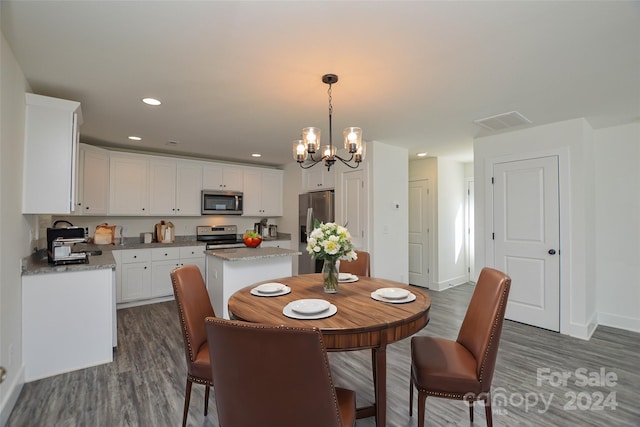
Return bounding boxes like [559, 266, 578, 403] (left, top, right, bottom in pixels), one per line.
[21, 251, 117, 381]
[205, 246, 300, 318]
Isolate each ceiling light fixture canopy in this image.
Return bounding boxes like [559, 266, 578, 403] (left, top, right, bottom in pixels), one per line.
[293, 74, 365, 171]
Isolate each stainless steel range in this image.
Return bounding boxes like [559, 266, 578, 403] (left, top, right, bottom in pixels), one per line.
[196, 225, 245, 249]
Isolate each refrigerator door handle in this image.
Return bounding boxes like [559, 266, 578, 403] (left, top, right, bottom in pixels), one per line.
[306, 207, 313, 239]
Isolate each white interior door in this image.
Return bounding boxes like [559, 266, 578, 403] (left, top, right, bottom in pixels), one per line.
[341, 170, 367, 250]
[409, 179, 431, 288]
[493, 156, 560, 331]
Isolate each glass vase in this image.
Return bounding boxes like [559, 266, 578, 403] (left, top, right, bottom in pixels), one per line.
[322, 258, 339, 293]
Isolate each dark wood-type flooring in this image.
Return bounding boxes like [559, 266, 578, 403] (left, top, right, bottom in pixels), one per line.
[7, 283, 640, 426]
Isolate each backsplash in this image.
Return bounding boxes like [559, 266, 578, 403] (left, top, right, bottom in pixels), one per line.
[42, 215, 284, 247]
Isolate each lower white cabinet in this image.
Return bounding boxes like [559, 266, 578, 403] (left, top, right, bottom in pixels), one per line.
[151, 247, 181, 297]
[180, 246, 206, 274]
[115, 245, 205, 305]
[118, 249, 151, 302]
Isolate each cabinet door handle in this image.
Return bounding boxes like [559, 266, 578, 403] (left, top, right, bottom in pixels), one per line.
[133, 255, 137, 259]
[144, 266, 147, 269]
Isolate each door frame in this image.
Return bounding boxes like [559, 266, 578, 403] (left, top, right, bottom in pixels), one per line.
[484, 147, 572, 335]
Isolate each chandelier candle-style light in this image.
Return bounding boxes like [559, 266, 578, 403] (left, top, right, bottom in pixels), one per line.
[293, 74, 365, 171]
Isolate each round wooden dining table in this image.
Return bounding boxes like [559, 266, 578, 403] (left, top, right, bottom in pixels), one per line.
[227, 273, 431, 427]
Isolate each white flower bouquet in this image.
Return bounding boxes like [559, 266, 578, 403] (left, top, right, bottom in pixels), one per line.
[306, 222, 358, 262]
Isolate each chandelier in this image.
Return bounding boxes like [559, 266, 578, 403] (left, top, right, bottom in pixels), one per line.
[292, 74, 365, 171]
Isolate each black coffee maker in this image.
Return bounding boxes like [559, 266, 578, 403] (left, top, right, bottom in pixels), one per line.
[46, 226, 87, 265]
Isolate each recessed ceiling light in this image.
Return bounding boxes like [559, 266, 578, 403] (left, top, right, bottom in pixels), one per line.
[128, 136, 142, 141]
[417, 152, 428, 157]
[251, 153, 262, 158]
[142, 97, 161, 106]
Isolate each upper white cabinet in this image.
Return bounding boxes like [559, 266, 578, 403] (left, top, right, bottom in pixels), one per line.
[175, 161, 203, 215]
[22, 93, 82, 214]
[109, 153, 149, 215]
[303, 167, 335, 192]
[148, 158, 177, 215]
[148, 158, 202, 216]
[202, 164, 244, 192]
[243, 168, 283, 217]
[76, 144, 109, 215]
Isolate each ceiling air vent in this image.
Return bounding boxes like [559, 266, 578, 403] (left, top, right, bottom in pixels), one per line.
[473, 111, 532, 131]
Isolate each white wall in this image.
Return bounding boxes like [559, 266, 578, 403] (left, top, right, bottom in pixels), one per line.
[474, 118, 597, 339]
[0, 33, 32, 425]
[370, 141, 409, 282]
[436, 158, 467, 288]
[409, 157, 468, 290]
[594, 122, 640, 332]
[282, 161, 303, 273]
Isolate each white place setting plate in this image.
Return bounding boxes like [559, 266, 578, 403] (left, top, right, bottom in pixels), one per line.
[371, 289, 416, 304]
[283, 299, 337, 319]
[376, 287, 410, 299]
[338, 273, 359, 283]
[250, 282, 291, 297]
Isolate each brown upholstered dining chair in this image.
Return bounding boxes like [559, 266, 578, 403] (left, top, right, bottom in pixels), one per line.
[170, 264, 215, 427]
[340, 250, 370, 277]
[409, 267, 511, 427]
[205, 317, 357, 427]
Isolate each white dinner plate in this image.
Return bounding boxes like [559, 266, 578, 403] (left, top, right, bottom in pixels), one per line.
[370, 291, 416, 304]
[250, 285, 291, 297]
[376, 287, 410, 300]
[338, 273, 359, 283]
[283, 303, 337, 320]
[254, 282, 287, 294]
[289, 299, 331, 315]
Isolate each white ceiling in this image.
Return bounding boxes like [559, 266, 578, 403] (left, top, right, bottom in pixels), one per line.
[2, 1, 639, 167]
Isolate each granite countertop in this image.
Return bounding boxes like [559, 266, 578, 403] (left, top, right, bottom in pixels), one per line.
[22, 233, 293, 275]
[205, 247, 300, 261]
[22, 251, 117, 276]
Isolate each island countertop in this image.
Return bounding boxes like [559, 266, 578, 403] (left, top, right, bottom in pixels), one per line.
[205, 247, 300, 261]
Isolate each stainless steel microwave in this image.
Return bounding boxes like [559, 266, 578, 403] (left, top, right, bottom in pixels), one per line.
[201, 190, 243, 215]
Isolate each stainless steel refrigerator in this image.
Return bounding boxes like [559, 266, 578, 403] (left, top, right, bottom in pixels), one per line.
[299, 190, 334, 274]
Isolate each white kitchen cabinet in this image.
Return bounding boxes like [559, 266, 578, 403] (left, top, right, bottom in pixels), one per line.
[243, 168, 283, 216]
[22, 93, 82, 214]
[151, 247, 181, 297]
[303, 167, 335, 192]
[202, 163, 244, 192]
[148, 158, 177, 215]
[76, 144, 109, 215]
[116, 245, 206, 306]
[175, 161, 203, 215]
[109, 154, 149, 215]
[118, 249, 152, 302]
[179, 246, 206, 276]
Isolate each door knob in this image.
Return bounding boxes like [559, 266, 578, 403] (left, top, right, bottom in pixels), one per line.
[0, 366, 6, 383]
[548, 249, 557, 255]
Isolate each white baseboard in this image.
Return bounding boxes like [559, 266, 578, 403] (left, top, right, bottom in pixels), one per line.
[0, 364, 24, 427]
[431, 274, 468, 291]
[565, 311, 598, 340]
[598, 311, 640, 333]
